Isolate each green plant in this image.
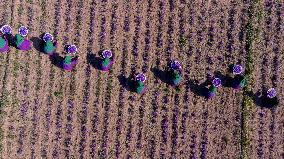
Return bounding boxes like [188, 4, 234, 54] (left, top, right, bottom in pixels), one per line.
[53, 91, 63, 98]
[241, 1, 260, 158]
[17, 6, 24, 15]
[179, 37, 187, 47]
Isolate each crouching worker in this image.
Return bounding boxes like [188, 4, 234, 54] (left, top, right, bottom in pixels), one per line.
[63, 44, 78, 71]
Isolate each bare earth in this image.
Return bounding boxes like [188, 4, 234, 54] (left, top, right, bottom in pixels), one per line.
[0, 0, 283, 159]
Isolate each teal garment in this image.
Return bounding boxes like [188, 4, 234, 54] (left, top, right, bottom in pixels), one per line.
[136, 81, 145, 94]
[0, 37, 6, 48]
[102, 58, 111, 67]
[14, 34, 24, 47]
[64, 55, 72, 64]
[172, 72, 182, 85]
[43, 40, 55, 53]
[209, 85, 217, 93]
[239, 77, 246, 88]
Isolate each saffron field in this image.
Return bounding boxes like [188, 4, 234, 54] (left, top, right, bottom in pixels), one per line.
[0, 0, 283, 158]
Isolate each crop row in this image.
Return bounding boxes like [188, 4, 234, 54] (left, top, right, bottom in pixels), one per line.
[18, 0, 34, 156]
[136, 0, 153, 151]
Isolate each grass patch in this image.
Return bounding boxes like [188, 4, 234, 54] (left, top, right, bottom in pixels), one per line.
[179, 37, 187, 48]
[241, 0, 260, 158]
[17, 6, 24, 15]
[53, 91, 63, 98]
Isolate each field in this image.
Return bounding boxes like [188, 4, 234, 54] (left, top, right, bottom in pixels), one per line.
[0, 0, 283, 158]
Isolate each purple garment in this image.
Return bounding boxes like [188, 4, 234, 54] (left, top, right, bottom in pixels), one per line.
[232, 84, 241, 90]
[100, 53, 115, 71]
[0, 40, 9, 52]
[18, 39, 31, 51]
[207, 92, 215, 99]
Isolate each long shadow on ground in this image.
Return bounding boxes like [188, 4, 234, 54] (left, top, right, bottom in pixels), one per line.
[213, 71, 234, 88]
[30, 36, 43, 52]
[117, 74, 136, 93]
[4, 34, 14, 47]
[86, 52, 102, 70]
[187, 79, 209, 98]
[49, 53, 64, 69]
[251, 90, 278, 109]
[151, 67, 171, 85]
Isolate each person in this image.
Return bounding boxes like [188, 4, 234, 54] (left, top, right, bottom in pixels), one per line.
[170, 69, 182, 86]
[42, 33, 56, 55]
[262, 88, 279, 108]
[206, 78, 221, 99]
[135, 80, 145, 94]
[231, 64, 246, 89]
[0, 25, 11, 52]
[63, 45, 78, 71]
[14, 26, 31, 51]
[232, 75, 246, 89]
[0, 35, 9, 52]
[168, 60, 182, 86]
[100, 50, 114, 71]
[207, 85, 217, 98]
[134, 73, 146, 94]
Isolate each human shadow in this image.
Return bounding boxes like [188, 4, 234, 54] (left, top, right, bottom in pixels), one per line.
[3, 34, 14, 46]
[252, 89, 279, 109]
[214, 71, 233, 88]
[30, 36, 43, 52]
[187, 79, 210, 98]
[49, 53, 64, 69]
[117, 74, 135, 92]
[228, 63, 235, 73]
[151, 67, 170, 85]
[86, 53, 101, 70]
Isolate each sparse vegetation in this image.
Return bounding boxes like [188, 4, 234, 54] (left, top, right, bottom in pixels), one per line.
[241, 0, 260, 158]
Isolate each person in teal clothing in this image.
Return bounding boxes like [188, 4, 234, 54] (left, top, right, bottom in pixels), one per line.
[167, 60, 182, 86]
[43, 40, 56, 54]
[0, 24, 12, 52]
[206, 77, 221, 99]
[0, 35, 9, 52]
[231, 64, 246, 89]
[135, 81, 145, 94]
[100, 50, 115, 71]
[133, 73, 146, 94]
[63, 44, 78, 71]
[42, 33, 56, 55]
[64, 54, 72, 65]
[0, 37, 6, 48]
[14, 26, 31, 51]
[208, 85, 217, 94]
[171, 70, 182, 86]
[102, 57, 110, 67]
